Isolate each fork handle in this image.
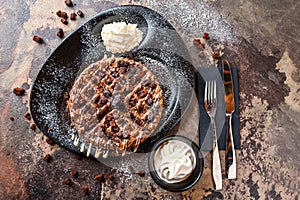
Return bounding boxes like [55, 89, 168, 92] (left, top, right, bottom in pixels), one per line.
[226, 115, 237, 179]
[212, 142, 222, 190]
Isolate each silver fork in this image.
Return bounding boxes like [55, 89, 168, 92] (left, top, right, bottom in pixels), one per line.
[204, 80, 222, 190]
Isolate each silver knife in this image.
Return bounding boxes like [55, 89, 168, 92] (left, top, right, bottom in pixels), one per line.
[223, 60, 237, 179]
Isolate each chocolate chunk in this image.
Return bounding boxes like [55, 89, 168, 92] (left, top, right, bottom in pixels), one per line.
[203, 32, 210, 40]
[61, 18, 68, 25]
[70, 12, 77, 20]
[137, 170, 145, 177]
[56, 28, 64, 38]
[64, 177, 72, 186]
[43, 154, 52, 162]
[95, 173, 105, 182]
[77, 10, 84, 18]
[13, 87, 25, 95]
[24, 112, 31, 120]
[46, 137, 56, 146]
[106, 174, 114, 181]
[65, 0, 73, 7]
[30, 123, 36, 130]
[56, 10, 62, 17]
[61, 12, 68, 19]
[71, 169, 79, 177]
[33, 35, 43, 44]
[82, 185, 88, 195]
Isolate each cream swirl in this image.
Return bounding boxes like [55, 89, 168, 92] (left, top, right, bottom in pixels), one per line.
[154, 140, 196, 183]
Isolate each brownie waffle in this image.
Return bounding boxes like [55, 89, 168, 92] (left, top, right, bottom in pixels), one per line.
[68, 57, 164, 158]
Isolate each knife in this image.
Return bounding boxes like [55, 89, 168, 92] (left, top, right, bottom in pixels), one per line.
[222, 60, 237, 179]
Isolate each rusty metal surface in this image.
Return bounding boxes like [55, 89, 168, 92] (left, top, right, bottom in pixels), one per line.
[0, 0, 299, 199]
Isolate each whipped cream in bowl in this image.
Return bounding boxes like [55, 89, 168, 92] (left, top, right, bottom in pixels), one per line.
[148, 135, 204, 192]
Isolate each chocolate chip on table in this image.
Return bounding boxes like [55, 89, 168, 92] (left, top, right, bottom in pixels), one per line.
[137, 170, 145, 177]
[56, 28, 64, 38]
[9, 117, 14, 121]
[65, 0, 73, 7]
[13, 87, 25, 95]
[106, 174, 114, 181]
[64, 177, 72, 186]
[61, 12, 68, 19]
[95, 173, 105, 182]
[71, 169, 79, 177]
[30, 123, 36, 130]
[82, 185, 89, 195]
[56, 10, 62, 17]
[61, 18, 68, 25]
[77, 10, 84, 18]
[46, 137, 56, 146]
[24, 112, 31, 120]
[70, 12, 77, 20]
[33, 35, 43, 44]
[203, 32, 210, 40]
[43, 154, 52, 162]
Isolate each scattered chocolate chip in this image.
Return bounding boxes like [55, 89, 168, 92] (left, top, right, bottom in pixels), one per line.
[71, 169, 79, 177]
[212, 52, 220, 59]
[46, 137, 56, 146]
[128, 166, 135, 174]
[77, 10, 84, 18]
[43, 154, 52, 162]
[9, 117, 14, 121]
[24, 112, 31, 121]
[193, 38, 201, 45]
[137, 170, 145, 177]
[203, 32, 210, 40]
[30, 123, 36, 130]
[82, 185, 88, 195]
[61, 18, 68, 25]
[106, 174, 114, 181]
[13, 87, 25, 95]
[70, 12, 77, 20]
[56, 10, 62, 17]
[56, 28, 64, 38]
[64, 177, 72, 186]
[61, 12, 68, 19]
[95, 173, 105, 182]
[65, 0, 73, 7]
[33, 35, 43, 44]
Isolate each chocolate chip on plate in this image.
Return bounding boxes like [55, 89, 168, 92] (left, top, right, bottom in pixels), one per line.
[61, 18, 68, 25]
[56, 10, 62, 17]
[13, 87, 25, 95]
[30, 123, 36, 130]
[43, 154, 52, 162]
[70, 12, 77, 20]
[56, 28, 64, 38]
[33, 35, 43, 44]
[77, 10, 84, 18]
[24, 112, 31, 120]
[61, 12, 68, 19]
[65, 0, 73, 7]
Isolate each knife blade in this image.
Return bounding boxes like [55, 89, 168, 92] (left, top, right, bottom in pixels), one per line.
[222, 60, 237, 179]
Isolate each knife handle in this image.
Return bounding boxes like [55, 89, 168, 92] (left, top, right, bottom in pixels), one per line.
[226, 115, 237, 179]
[212, 141, 222, 190]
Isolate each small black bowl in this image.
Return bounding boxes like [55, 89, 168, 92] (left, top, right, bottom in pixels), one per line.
[148, 135, 204, 192]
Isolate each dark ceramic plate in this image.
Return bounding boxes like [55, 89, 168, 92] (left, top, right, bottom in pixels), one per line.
[30, 5, 195, 157]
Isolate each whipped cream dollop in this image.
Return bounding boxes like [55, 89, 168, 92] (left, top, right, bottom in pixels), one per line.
[154, 140, 196, 183]
[101, 22, 143, 53]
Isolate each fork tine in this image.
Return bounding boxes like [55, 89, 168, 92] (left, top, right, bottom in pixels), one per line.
[213, 80, 216, 100]
[204, 81, 208, 103]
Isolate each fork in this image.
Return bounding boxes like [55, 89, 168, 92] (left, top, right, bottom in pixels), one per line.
[204, 80, 222, 190]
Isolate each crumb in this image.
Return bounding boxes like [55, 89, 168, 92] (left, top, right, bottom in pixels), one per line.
[77, 10, 84, 18]
[71, 169, 79, 177]
[61, 18, 68, 25]
[95, 173, 105, 182]
[65, 0, 73, 7]
[24, 112, 31, 121]
[30, 123, 36, 130]
[56, 10, 62, 17]
[56, 28, 64, 38]
[46, 137, 56, 146]
[82, 185, 88, 195]
[43, 154, 52, 162]
[70, 12, 77, 20]
[203, 32, 210, 40]
[13, 87, 25, 95]
[33, 35, 43, 44]
[64, 177, 72, 186]
[137, 170, 145, 177]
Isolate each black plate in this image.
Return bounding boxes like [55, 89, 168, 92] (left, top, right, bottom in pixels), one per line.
[30, 5, 195, 157]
